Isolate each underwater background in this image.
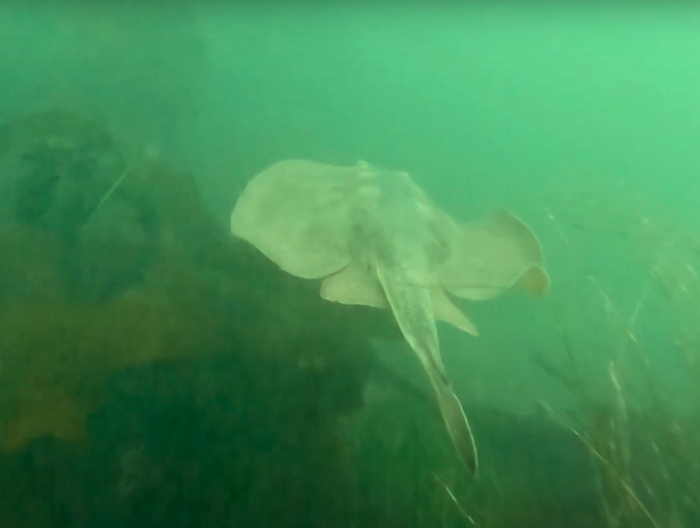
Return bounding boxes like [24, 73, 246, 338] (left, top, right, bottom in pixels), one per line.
[0, 3, 698, 527]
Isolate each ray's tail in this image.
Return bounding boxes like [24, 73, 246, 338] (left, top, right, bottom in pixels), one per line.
[424, 365, 479, 475]
[375, 266, 479, 476]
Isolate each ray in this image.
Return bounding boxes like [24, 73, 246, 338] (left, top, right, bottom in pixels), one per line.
[231, 159, 550, 475]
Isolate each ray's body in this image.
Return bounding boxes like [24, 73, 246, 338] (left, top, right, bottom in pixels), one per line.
[230, 159, 550, 476]
[348, 167, 479, 472]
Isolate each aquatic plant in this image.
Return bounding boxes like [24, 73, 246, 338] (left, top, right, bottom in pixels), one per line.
[540, 184, 700, 527]
[333, 181, 700, 527]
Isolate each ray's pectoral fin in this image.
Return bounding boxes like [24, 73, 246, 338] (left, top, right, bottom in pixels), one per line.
[230, 159, 359, 280]
[320, 263, 388, 308]
[515, 265, 551, 297]
[441, 210, 551, 301]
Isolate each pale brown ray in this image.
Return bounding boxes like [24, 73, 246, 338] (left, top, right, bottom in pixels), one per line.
[231, 159, 550, 475]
